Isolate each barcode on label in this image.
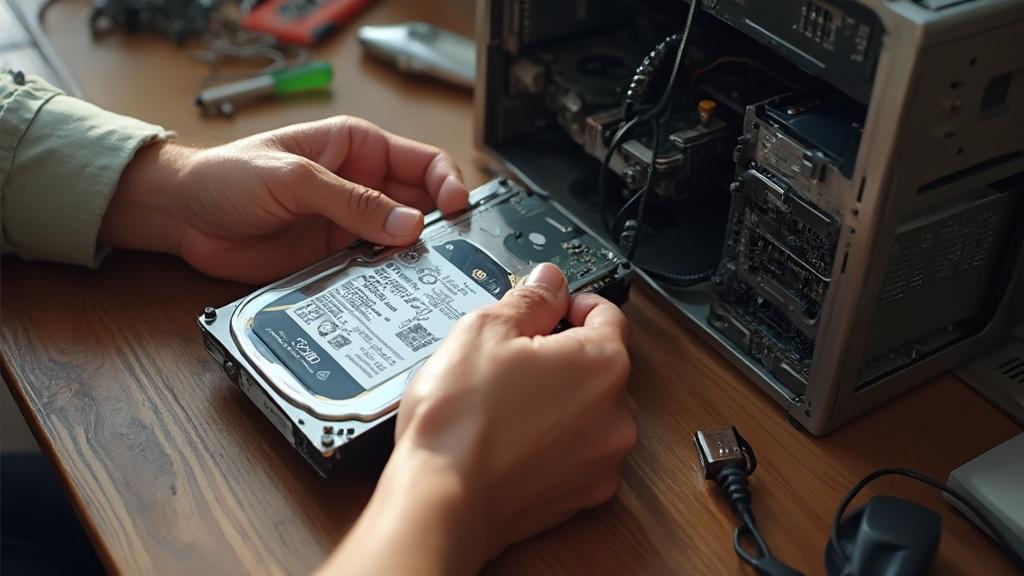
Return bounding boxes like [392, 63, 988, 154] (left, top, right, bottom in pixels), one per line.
[395, 323, 439, 352]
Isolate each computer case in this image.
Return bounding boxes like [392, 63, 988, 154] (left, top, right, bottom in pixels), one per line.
[474, 0, 1024, 434]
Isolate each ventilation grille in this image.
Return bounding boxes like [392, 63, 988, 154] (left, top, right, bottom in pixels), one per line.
[995, 355, 1024, 385]
[955, 337, 1024, 427]
[880, 204, 1003, 303]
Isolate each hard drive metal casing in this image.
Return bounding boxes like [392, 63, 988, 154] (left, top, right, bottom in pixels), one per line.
[199, 178, 631, 476]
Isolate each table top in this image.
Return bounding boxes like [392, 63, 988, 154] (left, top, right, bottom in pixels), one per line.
[2, 0, 1021, 574]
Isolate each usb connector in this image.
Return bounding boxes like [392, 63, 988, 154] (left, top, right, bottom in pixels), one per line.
[695, 426, 801, 576]
[694, 427, 755, 480]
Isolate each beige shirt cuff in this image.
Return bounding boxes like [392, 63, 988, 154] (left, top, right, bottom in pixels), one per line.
[1, 73, 173, 267]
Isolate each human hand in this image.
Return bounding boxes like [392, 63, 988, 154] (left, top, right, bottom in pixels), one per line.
[319, 263, 636, 575]
[100, 116, 468, 282]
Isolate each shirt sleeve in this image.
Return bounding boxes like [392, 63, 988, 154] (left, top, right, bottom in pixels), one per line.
[0, 70, 174, 267]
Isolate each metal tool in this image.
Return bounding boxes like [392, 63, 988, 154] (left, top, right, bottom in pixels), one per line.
[195, 60, 332, 116]
[357, 22, 475, 89]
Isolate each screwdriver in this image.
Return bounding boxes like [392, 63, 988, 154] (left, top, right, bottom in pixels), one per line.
[196, 61, 333, 116]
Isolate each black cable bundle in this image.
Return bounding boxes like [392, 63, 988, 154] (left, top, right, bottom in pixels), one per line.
[623, 32, 684, 121]
[643, 264, 715, 286]
[598, 0, 714, 285]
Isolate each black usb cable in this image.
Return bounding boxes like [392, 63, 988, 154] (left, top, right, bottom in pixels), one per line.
[695, 428, 803, 576]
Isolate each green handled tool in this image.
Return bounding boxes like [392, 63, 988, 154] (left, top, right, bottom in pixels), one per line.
[196, 61, 333, 116]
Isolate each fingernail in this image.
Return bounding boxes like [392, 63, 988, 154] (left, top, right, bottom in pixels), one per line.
[439, 174, 468, 211]
[385, 207, 422, 236]
[524, 262, 564, 291]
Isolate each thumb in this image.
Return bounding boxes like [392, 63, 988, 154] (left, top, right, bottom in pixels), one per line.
[280, 159, 425, 245]
[489, 263, 570, 337]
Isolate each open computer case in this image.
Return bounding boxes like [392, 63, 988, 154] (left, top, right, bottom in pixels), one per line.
[473, 0, 1024, 434]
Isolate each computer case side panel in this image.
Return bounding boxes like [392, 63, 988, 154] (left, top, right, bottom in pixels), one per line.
[808, 4, 1024, 433]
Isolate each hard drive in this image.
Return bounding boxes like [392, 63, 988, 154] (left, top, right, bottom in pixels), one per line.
[199, 178, 632, 476]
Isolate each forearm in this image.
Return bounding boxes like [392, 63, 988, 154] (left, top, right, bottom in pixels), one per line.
[98, 142, 194, 256]
[1, 73, 173, 266]
[317, 440, 488, 576]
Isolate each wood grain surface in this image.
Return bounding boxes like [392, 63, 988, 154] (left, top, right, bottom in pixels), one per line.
[2, 0, 1022, 574]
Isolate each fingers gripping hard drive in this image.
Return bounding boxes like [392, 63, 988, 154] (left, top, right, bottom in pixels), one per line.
[199, 178, 632, 476]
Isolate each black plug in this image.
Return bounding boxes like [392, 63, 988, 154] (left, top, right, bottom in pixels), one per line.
[695, 427, 803, 576]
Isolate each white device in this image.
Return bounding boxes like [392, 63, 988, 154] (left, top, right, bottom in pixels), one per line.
[947, 433, 1024, 558]
[357, 22, 475, 89]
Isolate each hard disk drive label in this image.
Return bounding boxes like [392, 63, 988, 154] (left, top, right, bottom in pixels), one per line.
[285, 244, 499, 391]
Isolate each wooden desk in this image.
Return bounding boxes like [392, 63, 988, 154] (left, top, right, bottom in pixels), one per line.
[2, 1, 1020, 574]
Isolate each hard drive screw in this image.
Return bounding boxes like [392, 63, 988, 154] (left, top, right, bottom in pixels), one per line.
[321, 434, 335, 447]
[203, 307, 217, 323]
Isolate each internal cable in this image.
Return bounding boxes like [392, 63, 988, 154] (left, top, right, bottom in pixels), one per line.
[627, 117, 659, 261]
[610, 115, 720, 291]
[613, 117, 660, 261]
[832, 468, 1024, 571]
[599, 115, 642, 233]
[599, 0, 702, 284]
[624, 32, 682, 121]
[600, 0, 699, 240]
[687, 56, 755, 99]
[642, 264, 715, 288]
[634, 0, 699, 124]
